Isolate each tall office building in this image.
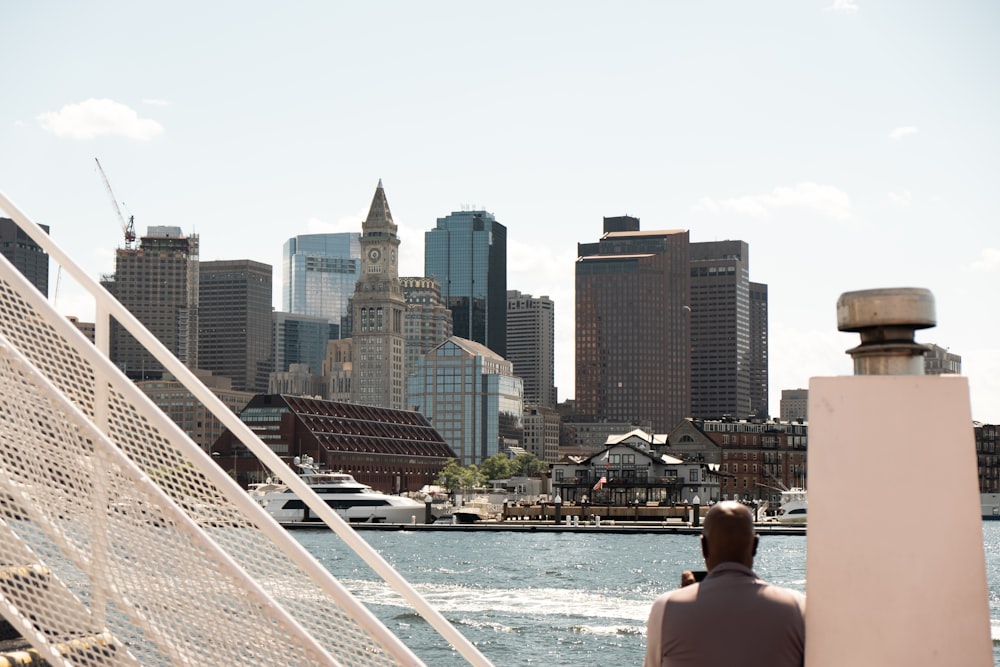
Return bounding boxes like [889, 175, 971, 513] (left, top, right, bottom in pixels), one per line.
[749, 281, 769, 418]
[424, 210, 507, 357]
[401, 277, 453, 380]
[282, 232, 360, 335]
[689, 240, 768, 420]
[105, 226, 199, 380]
[271, 311, 333, 378]
[199, 260, 273, 393]
[0, 218, 49, 297]
[780, 388, 808, 423]
[406, 337, 524, 466]
[506, 290, 556, 408]
[350, 181, 407, 410]
[575, 216, 690, 433]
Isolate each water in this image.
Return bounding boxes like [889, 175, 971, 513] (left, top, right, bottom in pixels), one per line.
[294, 527, 791, 666]
[294, 524, 1000, 666]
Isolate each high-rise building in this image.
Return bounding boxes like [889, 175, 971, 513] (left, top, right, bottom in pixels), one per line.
[351, 181, 407, 410]
[0, 217, 49, 297]
[575, 217, 690, 432]
[199, 259, 273, 393]
[780, 388, 809, 423]
[105, 226, 199, 380]
[271, 311, 333, 382]
[401, 277, 453, 380]
[689, 240, 768, 420]
[424, 210, 507, 357]
[749, 281, 769, 418]
[522, 406, 561, 463]
[282, 232, 360, 334]
[406, 337, 523, 466]
[506, 290, 556, 408]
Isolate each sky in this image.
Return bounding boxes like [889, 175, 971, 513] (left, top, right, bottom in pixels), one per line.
[2, 1, 998, 423]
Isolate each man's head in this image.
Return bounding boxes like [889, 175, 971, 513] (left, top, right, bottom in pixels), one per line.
[700, 501, 758, 570]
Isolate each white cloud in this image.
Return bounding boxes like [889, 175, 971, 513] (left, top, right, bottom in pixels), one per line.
[825, 0, 859, 13]
[142, 98, 170, 107]
[690, 182, 853, 222]
[888, 190, 912, 207]
[969, 248, 1000, 273]
[37, 98, 164, 141]
[889, 126, 918, 141]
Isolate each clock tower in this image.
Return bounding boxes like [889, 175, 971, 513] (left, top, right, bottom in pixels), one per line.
[351, 180, 407, 410]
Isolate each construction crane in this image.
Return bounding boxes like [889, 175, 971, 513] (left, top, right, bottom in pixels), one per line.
[94, 157, 136, 249]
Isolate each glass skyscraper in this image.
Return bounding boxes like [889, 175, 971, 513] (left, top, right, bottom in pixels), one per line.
[282, 233, 360, 333]
[424, 211, 507, 358]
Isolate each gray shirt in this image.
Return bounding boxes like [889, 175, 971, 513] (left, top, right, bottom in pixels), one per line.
[644, 562, 806, 667]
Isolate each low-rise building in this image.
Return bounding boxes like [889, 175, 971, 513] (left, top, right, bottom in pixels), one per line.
[552, 429, 720, 505]
[211, 393, 456, 492]
[667, 417, 807, 505]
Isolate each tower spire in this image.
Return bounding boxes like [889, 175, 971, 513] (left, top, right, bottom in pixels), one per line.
[364, 180, 396, 235]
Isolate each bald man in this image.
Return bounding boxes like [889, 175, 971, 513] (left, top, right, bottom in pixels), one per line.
[643, 501, 806, 667]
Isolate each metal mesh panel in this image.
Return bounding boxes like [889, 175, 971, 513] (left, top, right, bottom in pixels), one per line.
[0, 262, 427, 662]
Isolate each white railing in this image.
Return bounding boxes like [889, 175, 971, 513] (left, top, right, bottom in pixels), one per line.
[0, 192, 492, 666]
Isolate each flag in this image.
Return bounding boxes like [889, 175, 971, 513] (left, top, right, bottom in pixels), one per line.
[593, 476, 606, 491]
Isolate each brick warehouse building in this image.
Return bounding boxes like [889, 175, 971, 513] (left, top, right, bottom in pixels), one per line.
[211, 394, 456, 493]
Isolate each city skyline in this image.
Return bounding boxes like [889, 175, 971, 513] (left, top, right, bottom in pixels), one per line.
[2, 2, 998, 423]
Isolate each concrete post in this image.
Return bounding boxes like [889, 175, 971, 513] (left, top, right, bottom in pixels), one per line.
[806, 288, 991, 666]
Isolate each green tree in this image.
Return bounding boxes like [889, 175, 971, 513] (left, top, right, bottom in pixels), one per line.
[510, 452, 548, 477]
[479, 453, 512, 481]
[437, 459, 486, 491]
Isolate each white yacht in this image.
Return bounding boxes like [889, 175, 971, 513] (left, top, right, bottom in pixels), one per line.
[777, 487, 807, 524]
[251, 455, 428, 525]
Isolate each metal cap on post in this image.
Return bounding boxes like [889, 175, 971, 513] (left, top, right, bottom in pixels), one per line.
[837, 287, 935, 376]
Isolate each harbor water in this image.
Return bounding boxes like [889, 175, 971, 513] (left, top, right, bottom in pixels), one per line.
[291, 523, 1000, 666]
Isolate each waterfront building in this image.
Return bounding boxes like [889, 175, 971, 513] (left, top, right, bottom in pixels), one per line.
[667, 417, 808, 505]
[551, 429, 720, 505]
[211, 393, 456, 492]
[138, 370, 254, 452]
[271, 311, 332, 378]
[976, 422, 999, 494]
[406, 336, 523, 466]
[350, 181, 407, 410]
[282, 232, 360, 334]
[575, 216, 690, 432]
[522, 406, 561, 463]
[424, 210, 508, 357]
[199, 259, 273, 393]
[506, 290, 556, 408]
[401, 276, 453, 379]
[104, 226, 199, 380]
[689, 240, 769, 420]
[0, 217, 49, 297]
[780, 388, 809, 422]
[924, 343, 962, 375]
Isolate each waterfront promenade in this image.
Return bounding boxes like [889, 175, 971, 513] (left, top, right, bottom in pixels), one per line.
[283, 519, 806, 536]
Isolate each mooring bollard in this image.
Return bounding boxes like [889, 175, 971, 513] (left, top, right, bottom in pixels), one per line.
[806, 288, 991, 665]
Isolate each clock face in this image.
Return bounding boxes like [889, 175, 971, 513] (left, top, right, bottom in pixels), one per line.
[368, 248, 381, 262]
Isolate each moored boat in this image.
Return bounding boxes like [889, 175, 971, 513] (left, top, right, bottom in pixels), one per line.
[777, 487, 807, 524]
[250, 455, 428, 524]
